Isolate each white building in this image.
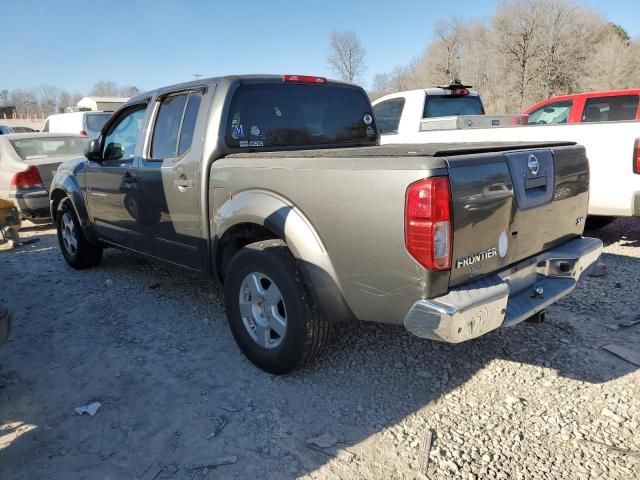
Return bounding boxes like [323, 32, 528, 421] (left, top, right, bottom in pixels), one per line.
[76, 96, 129, 112]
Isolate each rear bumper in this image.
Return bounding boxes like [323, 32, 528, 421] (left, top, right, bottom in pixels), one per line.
[404, 237, 602, 343]
[633, 191, 640, 216]
[9, 190, 51, 219]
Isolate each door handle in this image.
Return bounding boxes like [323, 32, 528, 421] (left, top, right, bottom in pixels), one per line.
[174, 178, 195, 188]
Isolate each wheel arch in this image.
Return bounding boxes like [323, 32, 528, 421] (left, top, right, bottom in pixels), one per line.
[49, 173, 99, 244]
[212, 189, 353, 323]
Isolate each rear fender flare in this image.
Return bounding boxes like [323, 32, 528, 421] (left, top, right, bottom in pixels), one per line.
[213, 189, 353, 322]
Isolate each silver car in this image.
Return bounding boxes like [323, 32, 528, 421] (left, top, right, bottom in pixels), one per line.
[0, 133, 87, 221]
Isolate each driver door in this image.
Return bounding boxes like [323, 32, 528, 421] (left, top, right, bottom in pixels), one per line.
[85, 102, 149, 247]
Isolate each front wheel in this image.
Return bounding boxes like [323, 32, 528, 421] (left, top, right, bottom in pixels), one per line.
[56, 198, 103, 269]
[223, 240, 330, 374]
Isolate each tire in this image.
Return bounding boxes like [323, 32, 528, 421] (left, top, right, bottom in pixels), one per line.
[585, 215, 616, 230]
[223, 239, 330, 374]
[56, 198, 103, 269]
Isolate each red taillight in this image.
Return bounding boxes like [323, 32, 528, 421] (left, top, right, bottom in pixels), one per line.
[634, 138, 640, 174]
[80, 130, 87, 136]
[405, 177, 453, 270]
[10, 165, 44, 190]
[283, 74, 327, 85]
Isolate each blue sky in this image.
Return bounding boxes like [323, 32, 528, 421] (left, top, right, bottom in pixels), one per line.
[1, 0, 638, 93]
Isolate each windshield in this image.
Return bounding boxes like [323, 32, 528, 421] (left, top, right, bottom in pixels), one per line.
[226, 83, 377, 149]
[423, 95, 485, 118]
[85, 113, 112, 134]
[11, 137, 88, 160]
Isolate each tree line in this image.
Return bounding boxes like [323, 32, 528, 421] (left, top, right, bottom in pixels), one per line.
[0, 81, 141, 117]
[328, 0, 639, 113]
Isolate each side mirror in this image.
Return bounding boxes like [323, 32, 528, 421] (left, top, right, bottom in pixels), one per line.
[84, 138, 102, 161]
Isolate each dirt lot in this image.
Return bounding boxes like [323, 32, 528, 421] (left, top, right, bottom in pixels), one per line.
[1, 219, 639, 480]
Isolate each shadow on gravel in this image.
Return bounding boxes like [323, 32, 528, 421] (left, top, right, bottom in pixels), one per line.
[585, 216, 640, 248]
[1, 224, 639, 479]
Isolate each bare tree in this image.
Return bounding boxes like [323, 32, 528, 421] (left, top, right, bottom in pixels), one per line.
[119, 85, 141, 97]
[327, 31, 367, 83]
[58, 91, 73, 112]
[37, 84, 61, 115]
[90, 80, 120, 97]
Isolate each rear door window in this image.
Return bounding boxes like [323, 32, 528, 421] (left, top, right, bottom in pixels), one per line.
[423, 95, 484, 118]
[225, 83, 376, 149]
[527, 101, 573, 124]
[373, 98, 405, 134]
[582, 95, 639, 122]
[150, 91, 203, 159]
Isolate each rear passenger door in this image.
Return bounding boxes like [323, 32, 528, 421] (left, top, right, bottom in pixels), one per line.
[136, 88, 206, 270]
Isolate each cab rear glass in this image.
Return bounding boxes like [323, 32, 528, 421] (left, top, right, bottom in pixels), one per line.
[423, 95, 485, 118]
[225, 83, 377, 149]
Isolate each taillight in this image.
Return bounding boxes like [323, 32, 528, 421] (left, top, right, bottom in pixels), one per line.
[10, 165, 44, 190]
[450, 87, 469, 96]
[634, 138, 640, 174]
[405, 177, 453, 270]
[80, 130, 87, 136]
[283, 74, 327, 84]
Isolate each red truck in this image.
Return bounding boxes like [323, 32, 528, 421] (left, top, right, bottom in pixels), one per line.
[524, 89, 640, 124]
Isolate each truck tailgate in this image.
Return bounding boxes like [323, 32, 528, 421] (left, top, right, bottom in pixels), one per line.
[446, 144, 589, 287]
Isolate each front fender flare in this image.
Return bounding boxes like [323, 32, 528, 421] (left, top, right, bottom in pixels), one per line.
[213, 189, 353, 322]
[50, 170, 98, 244]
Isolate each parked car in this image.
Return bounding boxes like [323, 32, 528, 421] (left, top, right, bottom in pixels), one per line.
[0, 133, 88, 221]
[49, 74, 601, 373]
[373, 89, 640, 227]
[42, 111, 113, 138]
[0, 125, 37, 135]
[524, 89, 640, 124]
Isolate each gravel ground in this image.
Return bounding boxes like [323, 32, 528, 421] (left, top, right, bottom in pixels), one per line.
[0, 218, 639, 480]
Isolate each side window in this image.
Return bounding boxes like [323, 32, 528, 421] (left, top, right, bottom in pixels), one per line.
[151, 91, 203, 159]
[103, 104, 147, 161]
[42, 120, 49, 132]
[582, 95, 639, 122]
[373, 98, 405, 134]
[527, 101, 573, 124]
[178, 92, 202, 156]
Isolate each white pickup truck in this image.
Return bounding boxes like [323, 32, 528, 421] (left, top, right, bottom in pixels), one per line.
[373, 89, 640, 226]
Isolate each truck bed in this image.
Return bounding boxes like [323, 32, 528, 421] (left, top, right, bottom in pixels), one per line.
[225, 141, 575, 159]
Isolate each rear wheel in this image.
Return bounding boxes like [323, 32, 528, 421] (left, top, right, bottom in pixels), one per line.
[223, 239, 330, 374]
[585, 215, 616, 230]
[56, 198, 103, 269]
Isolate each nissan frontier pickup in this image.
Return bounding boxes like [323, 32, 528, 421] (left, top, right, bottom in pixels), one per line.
[49, 74, 602, 373]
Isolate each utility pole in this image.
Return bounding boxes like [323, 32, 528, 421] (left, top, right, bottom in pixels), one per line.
[193, 74, 202, 80]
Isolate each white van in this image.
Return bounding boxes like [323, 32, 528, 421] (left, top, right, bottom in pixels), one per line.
[42, 111, 112, 139]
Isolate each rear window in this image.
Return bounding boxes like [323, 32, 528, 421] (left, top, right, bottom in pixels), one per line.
[423, 95, 484, 118]
[225, 83, 377, 149]
[11, 137, 87, 160]
[85, 113, 111, 133]
[11, 127, 35, 133]
[582, 95, 639, 122]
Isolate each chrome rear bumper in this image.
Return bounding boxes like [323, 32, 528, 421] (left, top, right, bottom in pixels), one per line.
[404, 237, 602, 343]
